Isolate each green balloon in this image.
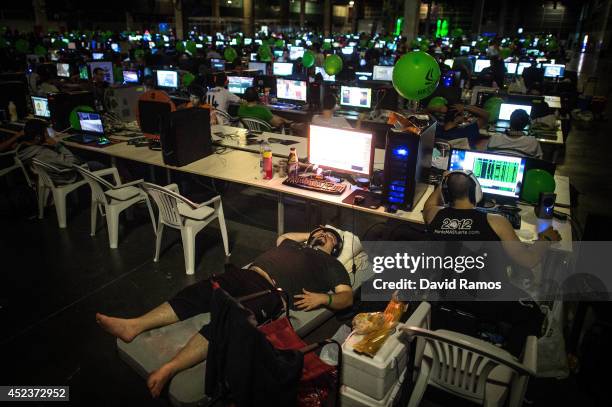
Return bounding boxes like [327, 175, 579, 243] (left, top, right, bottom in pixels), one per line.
[522, 169, 556, 204]
[258, 44, 272, 62]
[134, 49, 145, 59]
[324, 54, 343, 75]
[34, 45, 47, 56]
[483, 97, 504, 122]
[451, 28, 464, 38]
[275, 39, 284, 48]
[392, 51, 440, 101]
[224, 47, 238, 62]
[302, 50, 315, 68]
[186, 41, 197, 55]
[322, 42, 332, 51]
[182, 72, 195, 87]
[427, 96, 448, 109]
[70, 105, 95, 130]
[15, 39, 29, 53]
[500, 47, 511, 59]
[176, 41, 185, 53]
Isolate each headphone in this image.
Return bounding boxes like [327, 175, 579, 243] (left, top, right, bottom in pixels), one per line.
[441, 170, 483, 205]
[306, 227, 344, 258]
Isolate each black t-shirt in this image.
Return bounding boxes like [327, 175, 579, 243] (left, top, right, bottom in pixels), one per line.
[428, 207, 500, 241]
[252, 239, 350, 307]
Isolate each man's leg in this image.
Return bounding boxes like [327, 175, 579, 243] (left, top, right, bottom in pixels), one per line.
[96, 302, 179, 343]
[147, 332, 209, 398]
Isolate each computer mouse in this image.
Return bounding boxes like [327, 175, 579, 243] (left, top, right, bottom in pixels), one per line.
[353, 194, 365, 205]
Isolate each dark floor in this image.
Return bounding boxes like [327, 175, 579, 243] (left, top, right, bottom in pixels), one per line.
[1, 52, 612, 407]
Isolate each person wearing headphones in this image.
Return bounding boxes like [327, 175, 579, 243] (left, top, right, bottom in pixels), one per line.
[487, 109, 543, 158]
[96, 226, 352, 398]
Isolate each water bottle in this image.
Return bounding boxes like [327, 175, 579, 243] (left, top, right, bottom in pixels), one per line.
[287, 147, 299, 178]
[8, 101, 17, 122]
[262, 139, 273, 180]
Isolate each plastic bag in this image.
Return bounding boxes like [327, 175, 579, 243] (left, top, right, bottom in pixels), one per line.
[351, 292, 407, 357]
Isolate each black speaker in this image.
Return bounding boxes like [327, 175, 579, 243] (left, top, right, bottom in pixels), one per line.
[160, 108, 213, 167]
[382, 120, 436, 211]
[535, 192, 556, 219]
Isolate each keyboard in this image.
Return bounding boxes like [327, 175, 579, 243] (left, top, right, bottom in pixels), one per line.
[477, 207, 521, 229]
[283, 176, 347, 195]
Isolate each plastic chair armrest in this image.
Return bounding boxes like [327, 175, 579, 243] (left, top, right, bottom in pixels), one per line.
[521, 335, 538, 375]
[92, 167, 121, 186]
[113, 179, 144, 189]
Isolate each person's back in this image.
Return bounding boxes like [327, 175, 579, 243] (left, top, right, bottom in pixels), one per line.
[205, 72, 241, 112]
[311, 92, 351, 129]
[487, 109, 543, 158]
[237, 86, 274, 124]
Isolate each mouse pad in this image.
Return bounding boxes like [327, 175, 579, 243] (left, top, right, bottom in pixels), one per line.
[342, 189, 382, 209]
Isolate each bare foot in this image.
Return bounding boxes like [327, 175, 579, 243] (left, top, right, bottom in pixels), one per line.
[147, 364, 174, 398]
[96, 313, 140, 343]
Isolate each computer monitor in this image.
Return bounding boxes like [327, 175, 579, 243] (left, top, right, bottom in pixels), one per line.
[517, 62, 531, 75]
[276, 78, 307, 103]
[156, 70, 179, 90]
[77, 111, 104, 133]
[460, 45, 471, 53]
[289, 46, 304, 60]
[448, 149, 527, 200]
[68, 42, 76, 50]
[78, 65, 89, 80]
[87, 61, 114, 83]
[474, 59, 491, 73]
[308, 124, 374, 177]
[273, 62, 293, 76]
[355, 71, 373, 81]
[444, 59, 454, 68]
[379, 55, 395, 66]
[123, 70, 140, 84]
[373, 65, 394, 81]
[505, 62, 518, 75]
[543, 64, 565, 78]
[227, 76, 255, 95]
[315, 66, 335, 82]
[244, 38, 252, 46]
[31, 96, 51, 118]
[498, 103, 532, 121]
[248, 61, 267, 74]
[211, 59, 226, 71]
[57, 63, 71, 78]
[340, 86, 372, 109]
[92, 52, 104, 60]
[341, 47, 354, 55]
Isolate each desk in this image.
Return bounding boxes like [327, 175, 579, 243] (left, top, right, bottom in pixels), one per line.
[211, 125, 307, 159]
[479, 120, 564, 146]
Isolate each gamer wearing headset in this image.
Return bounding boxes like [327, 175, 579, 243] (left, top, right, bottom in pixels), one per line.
[96, 226, 352, 398]
[423, 171, 561, 354]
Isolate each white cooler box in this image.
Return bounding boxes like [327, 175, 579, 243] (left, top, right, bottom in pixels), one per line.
[341, 323, 408, 400]
[340, 368, 406, 407]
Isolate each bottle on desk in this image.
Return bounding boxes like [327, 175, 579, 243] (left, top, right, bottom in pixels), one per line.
[287, 147, 299, 177]
[260, 138, 273, 180]
[8, 101, 17, 122]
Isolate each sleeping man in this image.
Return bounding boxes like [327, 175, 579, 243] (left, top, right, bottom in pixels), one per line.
[96, 227, 352, 397]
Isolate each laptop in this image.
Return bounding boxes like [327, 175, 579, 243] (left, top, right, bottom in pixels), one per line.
[66, 112, 111, 146]
[495, 103, 533, 130]
[544, 95, 562, 109]
[31, 96, 51, 120]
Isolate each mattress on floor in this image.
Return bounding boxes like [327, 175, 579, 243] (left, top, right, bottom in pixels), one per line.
[117, 254, 373, 407]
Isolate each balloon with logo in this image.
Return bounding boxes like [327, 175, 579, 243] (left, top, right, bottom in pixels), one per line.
[15, 39, 29, 54]
[427, 96, 448, 110]
[324, 54, 343, 76]
[182, 72, 195, 87]
[69, 106, 95, 130]
[522, 169, 556, 204]
[322, 41, 332, 51]
[392, 51, 440, 101]
[483, 96, 504, 122]
[175, 41, 185, 53]
[224, 47, 238, 63]
[258, 44, 272, 62]
[186, 40, 197, 55]
[500, 47, 511, 59]
[451, 28, 464, 38]
[302, 50, 315, 68]
[275, 39, 284, 48]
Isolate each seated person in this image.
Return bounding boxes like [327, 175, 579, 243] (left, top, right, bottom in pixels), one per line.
[487, 109, 543, 158]
[204, 72, 241, 113]
[16, 119, 104, 184]
[427, 100, 488, 147]
[180, 85, 218, 125]
[312, 92, 363, 129]
[238, 87, 291, 129]
[96, 227, 353, 397]
[522, 61, 544, 94]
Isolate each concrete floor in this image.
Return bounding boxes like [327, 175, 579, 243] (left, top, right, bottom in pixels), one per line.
[1, 51, 611, 406]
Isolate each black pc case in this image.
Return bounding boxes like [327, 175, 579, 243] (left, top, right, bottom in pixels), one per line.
[160, 108, 213, 167]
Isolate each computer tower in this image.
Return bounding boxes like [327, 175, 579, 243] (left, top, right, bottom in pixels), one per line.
[382, 121, 436, 211]
[160, 108, 213, 167]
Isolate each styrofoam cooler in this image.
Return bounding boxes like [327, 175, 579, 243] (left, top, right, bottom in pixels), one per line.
[341, 323, 408, 400]
[340, 368, 406, 407]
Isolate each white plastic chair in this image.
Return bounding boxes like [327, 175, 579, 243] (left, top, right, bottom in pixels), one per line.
[142, 182, 230, 275]
[31, 158, 89, 228]
[75, 166, 156, 249]
[240, 117, 273, 132]
[214, 109, 234, 125]
[0, 150, 34, 187]
[400, 325, 537, 407]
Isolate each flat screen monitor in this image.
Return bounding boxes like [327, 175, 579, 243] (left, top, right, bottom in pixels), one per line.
[460, 45, 471, 53]
[340, 86, 372, 109]
[88, 61, 114, 83]
[273, 62, 293, 76]
[448, 149, 526, 199]
[498, 103, 532, 121]
[355, 71, 373, 81]
[308, 124, 374, 177]
[276, 78, 307, 103]
[250, 52, 258, 61]
[244, 38, 252, 45]
[227, 76, 255, 95]
[517, 62, 531, 75]
[444, 59, 454, 68]
[474, 59, 491, 73]
[31, 96, 50, 118]
[79, 65, 89, 80]
[505, 62, 518, 74]
[77, 111, 104, 133]
[68, 42, 76, 50]
[373, 65, 394, 81]
[92, 52, 104, 60]
[315, 66, 335, 82]
[248, 61, 267, 74]
[341, 47, 354, 55]
[289, 46, 304, 60]
[543, 64, 565, 78]
[379, 55, 395, 66]
[57, 63, 70, 78]
[123, 70, 140, 84]
[156, 70, 178, 89]
[111, 43, 120, 53]
[211, 59, 226, 71]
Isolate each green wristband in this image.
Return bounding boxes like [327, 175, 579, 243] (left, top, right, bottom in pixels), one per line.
[327, 294, 333, 306]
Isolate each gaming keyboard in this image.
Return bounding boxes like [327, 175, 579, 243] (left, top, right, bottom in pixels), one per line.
[477, 206, 522, 229]
[283, 176, 347, 195]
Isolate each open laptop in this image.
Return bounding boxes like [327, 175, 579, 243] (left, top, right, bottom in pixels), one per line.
[65, 111, 111, 146]
[544, 95, 562, 109]
[31, 96, 51, 120]
[495, 103, 533, 130]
